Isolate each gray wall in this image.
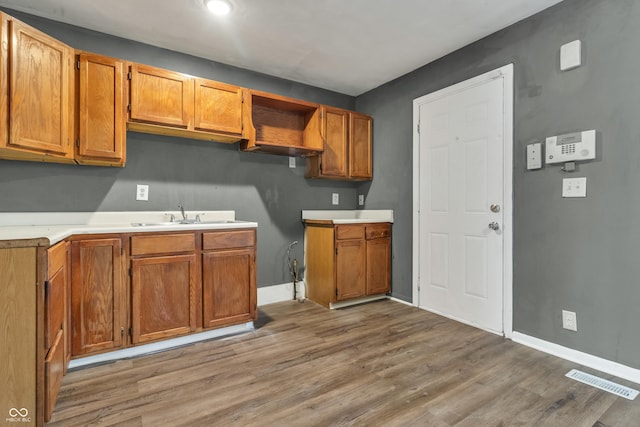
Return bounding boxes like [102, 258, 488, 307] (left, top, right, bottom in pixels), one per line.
[357, 0, 640, 369]
[0, 9, 358, 288]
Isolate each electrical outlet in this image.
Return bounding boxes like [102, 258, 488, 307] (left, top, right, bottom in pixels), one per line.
[562, 310, 577, 331]
[289, 157, 296, 168]
[136, 184, 149, 201]
[358, 195, 364, 206]
[332, 193, 339, 205]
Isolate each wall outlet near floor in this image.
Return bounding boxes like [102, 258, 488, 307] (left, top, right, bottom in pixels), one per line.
[562, 310, 577, 331]
[289, 157, 296, 168]
[136, 184, 149, 201]
[332, 193, 339, 205]
[358, 195, 364, 206]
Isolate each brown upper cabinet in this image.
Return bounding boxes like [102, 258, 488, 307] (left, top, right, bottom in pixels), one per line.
[306, 107, 372, 181]
[128, 63, 193, 129]
[75, 52, 127, 166]
[0, 13, 75, 164]
[241, 90, 324, 156]
[127, 63, 246, 143]
[194, 78, 245, 135]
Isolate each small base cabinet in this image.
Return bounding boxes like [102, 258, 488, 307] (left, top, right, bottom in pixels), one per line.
[130, 233, 197, 344]
[202, 229, 257, 329]
[70, 237, 125, 357]
[304, 221, 391, 308]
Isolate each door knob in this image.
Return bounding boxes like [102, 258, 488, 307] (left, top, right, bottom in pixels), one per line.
[488, 222, 500, 231]
[490, 204, 500, 213]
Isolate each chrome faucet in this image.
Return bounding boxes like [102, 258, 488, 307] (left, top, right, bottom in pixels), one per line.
[178, 204, 187, 221]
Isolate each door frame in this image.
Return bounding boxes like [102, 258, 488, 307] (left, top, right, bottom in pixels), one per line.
[412, 64, 514, 338]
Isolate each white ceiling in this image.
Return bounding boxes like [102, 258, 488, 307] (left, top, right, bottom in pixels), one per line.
[0, 0, 564, 96]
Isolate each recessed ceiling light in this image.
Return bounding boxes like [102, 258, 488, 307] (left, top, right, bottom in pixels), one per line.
[206, 0, 231, 15]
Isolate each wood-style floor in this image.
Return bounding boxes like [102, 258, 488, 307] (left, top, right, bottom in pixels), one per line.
[49, 300, 640, 426]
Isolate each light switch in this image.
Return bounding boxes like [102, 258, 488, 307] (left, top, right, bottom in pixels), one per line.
[562, 177, 586, 198]
[527, 142, 542, 170]
[561, 40, 582, 71]
[289, 157, 296, 168]
[332, 193, 339, 205]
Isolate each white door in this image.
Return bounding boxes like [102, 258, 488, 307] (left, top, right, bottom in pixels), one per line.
[416, 74, 505, 334]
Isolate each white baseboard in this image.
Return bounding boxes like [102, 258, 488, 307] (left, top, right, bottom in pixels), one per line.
[257, 281, 306, 306]
[69, 322, 254, 369]
[512, 331, 640, 385]
[389, 296, 415, 307]
[330, 294, 387, 309]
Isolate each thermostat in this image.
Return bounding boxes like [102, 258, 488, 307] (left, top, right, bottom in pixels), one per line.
[545, 130, 596, 164]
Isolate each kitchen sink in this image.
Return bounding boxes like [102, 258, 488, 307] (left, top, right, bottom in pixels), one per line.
[131, 220, 239, 227]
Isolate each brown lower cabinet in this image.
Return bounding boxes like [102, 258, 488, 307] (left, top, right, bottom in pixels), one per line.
[130, 233, 198, 343]
[0, 227, 257, 426]
[304, 221, 391, 308]
[202, 229, 257, 329]
[70, 237, 126, 356]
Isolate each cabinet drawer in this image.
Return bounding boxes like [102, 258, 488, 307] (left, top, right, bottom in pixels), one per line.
[335, 224, 364, 240]
[45, 329, 64, 422]
[47, 241, 67, 274]
[45, 267, 65, 350]
[203, 229, 255, 250]
[366, 223, 391, 240]
[131, 233, 195, 256]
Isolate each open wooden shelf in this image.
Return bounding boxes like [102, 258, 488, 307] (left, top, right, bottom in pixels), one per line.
[240, 90, 324, 156]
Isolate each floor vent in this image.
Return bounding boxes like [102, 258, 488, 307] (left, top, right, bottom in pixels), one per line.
[566, 369, 638, 400]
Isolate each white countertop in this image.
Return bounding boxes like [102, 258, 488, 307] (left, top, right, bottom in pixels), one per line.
[301, 210, 393, 224]
[0, 211, 258, 246]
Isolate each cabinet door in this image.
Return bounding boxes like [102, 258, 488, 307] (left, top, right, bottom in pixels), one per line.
[71, 238, 124, 356]
[76, 52, 126, 165]
[129, 63, 193, 128]
[5, 18, 73, 160]
[366, 237, 391, 295]
[194, 78, 244, 135]
[335, 239, 366, 300]
[202, 248, 256, 329]
[44, 329, 64, 422]
[131, 254, 197, 344]
[319, 107, 349, 177]
[349, 112, 372, 180]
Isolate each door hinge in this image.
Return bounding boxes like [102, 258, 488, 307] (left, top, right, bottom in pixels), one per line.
[129, 327, 133, 337]
[127, 71, 132, 80]
[417, 123, 420, 134]
[76, 138, 80, 148]
[76, 60, 80, 70]
[129, 267, 133, 277]
[121, 327, 125, 338]
[335, 247, 338, 256]
[335, 288, 338, 297]
[127, 104, 131, 112]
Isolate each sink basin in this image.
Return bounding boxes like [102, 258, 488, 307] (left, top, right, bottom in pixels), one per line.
[131, 220, 238, 227]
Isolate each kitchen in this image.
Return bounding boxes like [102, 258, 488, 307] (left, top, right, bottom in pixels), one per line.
[2, 0, 640, 425]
